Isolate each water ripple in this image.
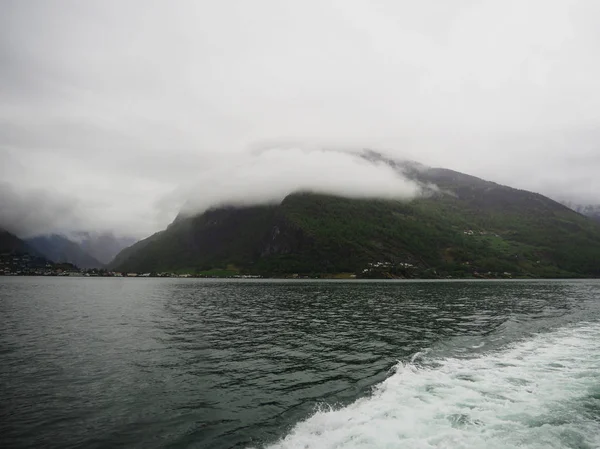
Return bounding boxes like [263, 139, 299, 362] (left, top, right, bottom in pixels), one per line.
[1, 278, 599, 448]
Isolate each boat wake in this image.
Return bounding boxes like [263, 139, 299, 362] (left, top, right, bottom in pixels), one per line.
[264, 322, 600, 448]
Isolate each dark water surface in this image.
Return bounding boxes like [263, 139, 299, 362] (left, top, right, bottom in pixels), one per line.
[1, 278, 600, 448]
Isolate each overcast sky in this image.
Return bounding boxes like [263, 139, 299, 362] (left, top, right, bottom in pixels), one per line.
[1, 0, 599, 238]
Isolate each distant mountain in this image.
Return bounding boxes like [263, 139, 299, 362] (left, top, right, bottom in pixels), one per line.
[562, 202, 600, 223]
[75, 232, 137, 265]
[111, 154, 600, 278]
[26, 234, 103, 269]
[0, 228, 35, 255]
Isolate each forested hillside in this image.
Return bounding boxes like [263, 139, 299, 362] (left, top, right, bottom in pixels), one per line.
[111, 160, 600, 278]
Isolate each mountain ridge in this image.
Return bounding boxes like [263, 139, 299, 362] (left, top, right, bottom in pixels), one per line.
[26, 234, 104, 269]
[110, 156, 600, 278]
[75, 232, 137, 265]
[0, 228, 36, 255]
[561, 202, 600, 223]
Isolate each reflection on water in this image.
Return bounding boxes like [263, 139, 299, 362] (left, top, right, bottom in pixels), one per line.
[1, 278, 598, 448]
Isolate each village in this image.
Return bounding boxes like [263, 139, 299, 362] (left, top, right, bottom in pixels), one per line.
[0, 253, 264, 278]
[1, 252, 515, 279]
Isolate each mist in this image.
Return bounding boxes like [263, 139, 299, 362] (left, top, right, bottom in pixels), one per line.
[1, 0, 599, 238]
[175, 148, 429, 218]
[0, 183, 138, 240]
[0, 183, 85, 238]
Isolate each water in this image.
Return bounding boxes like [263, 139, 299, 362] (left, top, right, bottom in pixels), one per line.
[1, 278, 599, 448]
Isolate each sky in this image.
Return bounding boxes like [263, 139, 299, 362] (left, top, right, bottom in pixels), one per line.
[1, 0, 600, 238]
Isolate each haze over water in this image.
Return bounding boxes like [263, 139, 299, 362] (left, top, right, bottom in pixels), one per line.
[1, 278, 600, 448]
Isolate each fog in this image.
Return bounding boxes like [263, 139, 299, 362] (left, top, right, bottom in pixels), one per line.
[175, 148, 429, 217]
[1, 0, 599, 238]
[0, 183, 86, 238]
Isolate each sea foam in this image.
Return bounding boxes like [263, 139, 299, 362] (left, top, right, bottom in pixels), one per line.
[264, 323, 600, 448]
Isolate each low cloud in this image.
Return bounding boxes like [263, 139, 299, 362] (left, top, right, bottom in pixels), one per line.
[176, 148, 429, 217]
[1, 1, 599, 237]
[0, 182, 141, 239]
[0, 183, 85, 238]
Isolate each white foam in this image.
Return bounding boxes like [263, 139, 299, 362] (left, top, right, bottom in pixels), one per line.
[264, 323, 600, 449]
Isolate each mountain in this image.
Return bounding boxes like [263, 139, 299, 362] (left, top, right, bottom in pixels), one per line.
[0, 229, 57, 274]
[26, 234, 103, 269]
[0, 228, 35, 255]
[111, 158, 600, 278]
[75, 232, 137, 265]
[562, 202, 600, 223]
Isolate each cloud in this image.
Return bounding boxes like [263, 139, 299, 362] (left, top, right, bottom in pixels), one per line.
[1, 0, 599, 238]
[174, 147, 428, 217]
[0, 182, 85, 238]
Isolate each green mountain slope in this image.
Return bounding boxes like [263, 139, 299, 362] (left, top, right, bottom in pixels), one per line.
[111, 163, 600, 278]
[563, 203, 600, 224]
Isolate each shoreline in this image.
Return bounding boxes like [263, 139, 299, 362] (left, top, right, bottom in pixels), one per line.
[2, 273, 598, 280]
